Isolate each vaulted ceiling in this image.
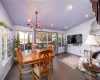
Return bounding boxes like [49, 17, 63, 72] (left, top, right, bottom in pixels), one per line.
[1, 0, 95, 30]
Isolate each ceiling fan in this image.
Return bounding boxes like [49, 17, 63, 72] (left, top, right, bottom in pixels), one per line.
[27, 11, 42, 29]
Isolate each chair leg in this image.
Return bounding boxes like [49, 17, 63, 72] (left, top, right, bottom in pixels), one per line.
[20, 75, 22, 80]
[48, 68, 50, 80]
[52, 65, 53, 72]
[51, 61, 53, 72]
[18, 65, 22, 80]
[32, 68, 35, 80]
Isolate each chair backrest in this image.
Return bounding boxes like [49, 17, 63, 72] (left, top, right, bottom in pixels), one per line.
[32, 44, 37, 52]
[47, 44, 54, 48]
[47, 44, 55, 53]
[15, 48, 23, 64]
[38, 49, 53, 71]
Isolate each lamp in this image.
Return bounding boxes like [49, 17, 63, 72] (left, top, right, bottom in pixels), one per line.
[84, 34, 98, 64]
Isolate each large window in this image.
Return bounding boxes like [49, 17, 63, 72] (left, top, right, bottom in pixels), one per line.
[36, 31, 47, 43]
[48, 33, 56, 44]
[2, 27, 11, 62]
[15, 31, 32, 54]
[35, 31, 57, 49]
[58, 33, 65, 47]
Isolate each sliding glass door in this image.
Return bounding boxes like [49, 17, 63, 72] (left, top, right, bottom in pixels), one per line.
[35, 31, 58, 53]
[16, 31, 32, 55]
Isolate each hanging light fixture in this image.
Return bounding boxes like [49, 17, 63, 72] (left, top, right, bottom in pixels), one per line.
[27, 11, 42, 29]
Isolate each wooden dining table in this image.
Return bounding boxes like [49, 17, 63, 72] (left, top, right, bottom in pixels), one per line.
[23, 49, 55, 66]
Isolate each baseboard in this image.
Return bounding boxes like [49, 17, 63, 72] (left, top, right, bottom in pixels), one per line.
[2, 56, 13, 80]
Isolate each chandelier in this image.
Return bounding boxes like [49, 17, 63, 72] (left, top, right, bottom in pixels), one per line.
[28, 11, 42, 29]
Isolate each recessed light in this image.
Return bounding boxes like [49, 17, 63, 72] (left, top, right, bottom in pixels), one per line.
[51, 24, 54, 27]
[28, 19, 31, 22]
[65, 26, 68, 28]
[85, 14, 88, 17]
[68, 4, 73, 10]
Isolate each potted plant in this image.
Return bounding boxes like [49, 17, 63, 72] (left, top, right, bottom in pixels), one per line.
[12, 37, 20, 61]
[8, 37, 20, 63]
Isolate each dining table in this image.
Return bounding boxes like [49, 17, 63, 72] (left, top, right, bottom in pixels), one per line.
[23, 48, 55, 66]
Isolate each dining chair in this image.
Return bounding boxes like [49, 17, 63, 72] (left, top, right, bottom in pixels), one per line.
[34, 49, 53, 80]
[32, 44, 38, 52]
[15, 48, 34, 80]
[47, 44, 55, 72]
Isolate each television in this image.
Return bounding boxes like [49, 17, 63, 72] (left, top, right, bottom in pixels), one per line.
[67, 34, 82, 44]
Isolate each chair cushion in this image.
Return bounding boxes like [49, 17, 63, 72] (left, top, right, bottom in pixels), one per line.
[22, 65, 32, 71]
[34, 66, 43, 76]
[21, 65, 33, 76]
[34, 66, 48, 76]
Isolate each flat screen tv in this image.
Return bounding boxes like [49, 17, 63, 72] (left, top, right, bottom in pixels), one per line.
[67, 34, 82, 44]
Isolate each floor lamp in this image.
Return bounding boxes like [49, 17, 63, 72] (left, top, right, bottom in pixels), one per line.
[84, 34, 98, 64]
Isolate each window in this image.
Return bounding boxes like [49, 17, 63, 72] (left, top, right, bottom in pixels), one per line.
[58, 34, 65, 47]
[2, 27, 11, 61]
[36, 31, 47, 43]
[58, 34, 63, 47]
[15, 31, 32, 53]
[48, 32, 57, 44]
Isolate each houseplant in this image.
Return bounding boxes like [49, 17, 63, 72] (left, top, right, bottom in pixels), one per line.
[9, 37, 20, 60]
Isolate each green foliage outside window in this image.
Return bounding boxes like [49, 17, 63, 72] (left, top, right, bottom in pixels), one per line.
[0, 21, 5, 26]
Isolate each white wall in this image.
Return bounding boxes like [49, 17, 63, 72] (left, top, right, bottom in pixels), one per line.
[66, 18, 100, 56]
[0, 1, 13, 80]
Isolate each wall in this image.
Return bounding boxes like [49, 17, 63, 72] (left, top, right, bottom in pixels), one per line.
[66, 18, 100, 56]
[14, 25, 65, 53]
[0, 1, 13, 80]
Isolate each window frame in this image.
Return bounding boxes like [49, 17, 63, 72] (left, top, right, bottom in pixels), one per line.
[1, 26, 12, 66]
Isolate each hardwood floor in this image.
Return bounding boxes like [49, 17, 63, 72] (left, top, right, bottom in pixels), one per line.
[4, 53, 85, 80]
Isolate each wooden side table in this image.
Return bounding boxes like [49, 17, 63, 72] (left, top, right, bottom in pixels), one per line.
[83, 63, 100, 80]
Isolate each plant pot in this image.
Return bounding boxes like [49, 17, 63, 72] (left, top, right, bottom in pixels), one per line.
[14, 57, 18, 64]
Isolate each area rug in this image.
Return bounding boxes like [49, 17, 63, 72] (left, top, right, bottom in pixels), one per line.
[59, 55, 80, 69]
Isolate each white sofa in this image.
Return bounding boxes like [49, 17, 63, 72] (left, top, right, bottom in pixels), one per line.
[78, 52, 100, 72]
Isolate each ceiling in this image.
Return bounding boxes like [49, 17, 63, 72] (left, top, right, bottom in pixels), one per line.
[0, 0, 95, 31]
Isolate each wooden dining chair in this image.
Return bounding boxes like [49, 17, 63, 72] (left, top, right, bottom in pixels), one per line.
[32, 44, 38, 52]
[34, 49, 53, 80]
[15, 48, 34, 80]
[47, 44, 55, 72]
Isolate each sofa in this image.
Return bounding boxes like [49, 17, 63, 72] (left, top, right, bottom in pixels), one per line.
[78, 51, 100, 72]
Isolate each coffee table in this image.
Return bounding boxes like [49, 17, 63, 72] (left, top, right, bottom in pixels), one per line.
[83, 63, 100, 80]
